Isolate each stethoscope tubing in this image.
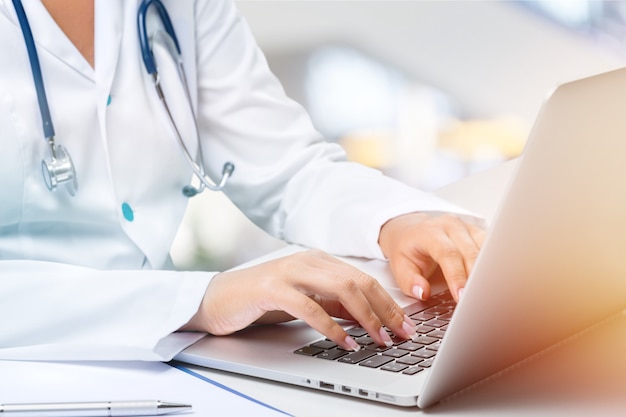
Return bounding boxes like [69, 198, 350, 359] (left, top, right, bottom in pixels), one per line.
[12, 0, 55, 140]
[137, 0, 234, 196]
[12, 0, 78, 195]
[154, 68, 234, 195]
[137, 0, 181, 75]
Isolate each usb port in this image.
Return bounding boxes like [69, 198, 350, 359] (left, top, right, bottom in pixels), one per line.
[320, 382, 335, 390]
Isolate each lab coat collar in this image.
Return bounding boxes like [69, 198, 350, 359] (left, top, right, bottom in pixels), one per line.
[14, 1, 95, 81]
[0, 0, 11, 19]
[0, 1, 124, 85]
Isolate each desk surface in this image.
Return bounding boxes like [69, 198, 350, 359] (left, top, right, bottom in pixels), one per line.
[186, 159, 626, 416]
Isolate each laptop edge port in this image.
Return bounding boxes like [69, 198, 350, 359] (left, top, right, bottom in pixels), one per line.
[319, 381, 335, 390]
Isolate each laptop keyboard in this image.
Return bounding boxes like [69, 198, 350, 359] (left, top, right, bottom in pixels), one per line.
[294, 290, 455, 376]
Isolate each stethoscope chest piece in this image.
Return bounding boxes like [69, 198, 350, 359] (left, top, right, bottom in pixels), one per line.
[41, 140, 78, 196]
[12, 0, 78, 196]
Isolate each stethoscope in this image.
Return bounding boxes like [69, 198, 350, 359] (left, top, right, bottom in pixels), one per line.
[12, 0, 234, 197]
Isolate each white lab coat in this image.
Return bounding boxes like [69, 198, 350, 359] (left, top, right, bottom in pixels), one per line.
[0, 0, 472, 361]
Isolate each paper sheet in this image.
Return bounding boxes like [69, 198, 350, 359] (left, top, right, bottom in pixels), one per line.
[0, 360, 289, 416]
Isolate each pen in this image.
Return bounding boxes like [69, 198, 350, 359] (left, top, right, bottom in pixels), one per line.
[0, 400, 191, 417]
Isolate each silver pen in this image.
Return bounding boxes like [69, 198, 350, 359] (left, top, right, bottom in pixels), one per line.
[0, 400, 191, 417]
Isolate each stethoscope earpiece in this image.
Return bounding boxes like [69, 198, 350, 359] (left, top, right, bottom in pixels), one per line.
[180, 161, 235, 197]
[181, 186, 198, 198]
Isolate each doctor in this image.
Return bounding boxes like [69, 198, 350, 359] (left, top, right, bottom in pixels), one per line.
[0, 0, 484, 360]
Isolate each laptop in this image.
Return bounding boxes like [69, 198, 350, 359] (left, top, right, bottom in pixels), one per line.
[175, 67, 626, 408]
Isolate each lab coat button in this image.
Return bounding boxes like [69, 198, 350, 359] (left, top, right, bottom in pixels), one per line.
[121, 202, 134, 221]
[107, 95, 112, 106]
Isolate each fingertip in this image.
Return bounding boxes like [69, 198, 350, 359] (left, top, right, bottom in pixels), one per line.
[411, 282, 432, 300]
[344, 335, 361, 352]
[412, 285, 425, 301]
[378, 327, 393, 347]
[402, 315, 418, 341]
[447, 284, 464, 303]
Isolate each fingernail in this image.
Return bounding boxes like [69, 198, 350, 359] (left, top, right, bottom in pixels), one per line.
[344, 336, 360, 352]
[457, 287, 465, 301]
[412, 285, 424, 300]
[402, 315, 417, 340]
[379, 327, 393, 347]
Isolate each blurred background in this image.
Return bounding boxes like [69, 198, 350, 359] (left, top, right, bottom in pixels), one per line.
[171, 0, 626, 272]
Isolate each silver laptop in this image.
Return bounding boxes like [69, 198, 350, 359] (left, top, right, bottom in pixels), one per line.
[175, 67, 626, 408]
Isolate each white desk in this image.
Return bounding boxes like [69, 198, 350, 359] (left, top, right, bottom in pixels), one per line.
[185, 160, 626, 416]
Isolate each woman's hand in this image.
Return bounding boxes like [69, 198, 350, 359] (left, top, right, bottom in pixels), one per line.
[181, 249, 417, 351]
[378, 213, 486, 303]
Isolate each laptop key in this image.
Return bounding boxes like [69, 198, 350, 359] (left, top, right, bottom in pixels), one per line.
[413, 348, 437, 359]
[396, 341, 424, 352]
[346, 327, 368, 337]
[364, 345, 390, 353]
[403, 297, 442, 316]
[410, 312, 435, 322]
[418, 358, 434, 368]
[355, 335, 375, 346]
[423, 318, 448, 328]
[311, 340, 337, 349]
[414, 335, 438, 345]
[415, 325, 436, 334]
[437, 312, 454, 321]
[423, 306, 451, 316]
[390, 335, 407, 346]
[397, 355, 423, 366]
[359, 355, 394, 368]
[382, 348, 408, 358]
[425, 341, 441, 352]
[381, 362, 409, 373]
[402, 366, 424, 375]
[428, 329, 447, 339]
[338, 349, 377, 364]
[317, 348, 349, 360]
[294, 346, 325, 356]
